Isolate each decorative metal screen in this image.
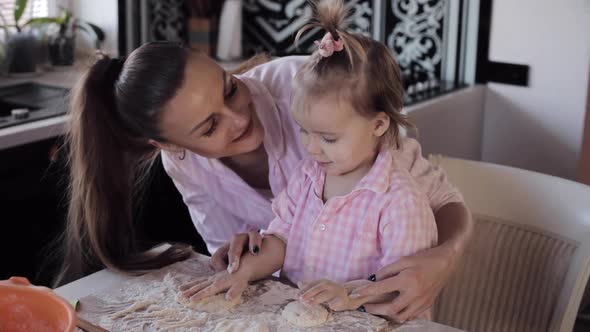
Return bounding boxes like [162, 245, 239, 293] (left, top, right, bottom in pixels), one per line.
[121, 0, 469, 102]
[385, 0, 447, 82]
[243, 0, 376, 56]
[241, 0, 466, 102]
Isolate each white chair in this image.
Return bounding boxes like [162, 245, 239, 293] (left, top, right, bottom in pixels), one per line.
[429, 156, 590, 332]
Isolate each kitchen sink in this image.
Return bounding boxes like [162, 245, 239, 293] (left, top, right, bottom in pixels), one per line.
[0, 82, 69, 129]
[0, 100, 40, 117]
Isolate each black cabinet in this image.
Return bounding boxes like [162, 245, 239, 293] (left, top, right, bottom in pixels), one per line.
[0, 138, 65, 286]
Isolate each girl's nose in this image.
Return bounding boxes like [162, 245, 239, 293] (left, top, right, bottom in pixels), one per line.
[305, 136, 322, 155]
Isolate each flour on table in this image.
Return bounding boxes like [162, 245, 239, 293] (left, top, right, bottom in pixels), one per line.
[104, 300, 208, 331]
[77, 256, 391, 331]
[109, 300, 156, 318]
[281, 301, 330, 327]
[214, 318, 270, 332]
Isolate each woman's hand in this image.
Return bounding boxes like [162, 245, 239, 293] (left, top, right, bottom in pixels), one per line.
[350, 245, 458, 322]
[179, 269, 249, 303]
[209, 231, 263, 272]
[298, 279, 357, 312]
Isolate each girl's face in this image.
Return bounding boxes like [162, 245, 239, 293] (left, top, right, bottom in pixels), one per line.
[155, 54, 265, 159]
[292, 93, 390, 176]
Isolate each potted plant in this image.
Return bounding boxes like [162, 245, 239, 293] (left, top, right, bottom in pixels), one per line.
[0, 1, 105, 73]
[0, 0, 43, 74]
[40, 8, 105, 67]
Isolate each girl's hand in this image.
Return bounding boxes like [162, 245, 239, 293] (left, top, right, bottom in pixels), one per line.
[179, 269, 249, 303]
[350, 245, 457, 322]
[298, 279, 358, 312]
[209, 231, 263, 272]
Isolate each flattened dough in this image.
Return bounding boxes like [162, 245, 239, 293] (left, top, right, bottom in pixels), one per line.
[176, 292, 241, 313]
[281, 301, 329, 327]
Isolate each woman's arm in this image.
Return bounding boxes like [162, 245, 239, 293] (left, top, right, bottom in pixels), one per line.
[395, 139, 473, 253]
[350, 202, 472, 321]
[435, 202, 473, 260]
[348, 141, 474, 322]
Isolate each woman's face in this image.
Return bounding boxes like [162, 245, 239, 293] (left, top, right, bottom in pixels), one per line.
[157, 54, 265, 159]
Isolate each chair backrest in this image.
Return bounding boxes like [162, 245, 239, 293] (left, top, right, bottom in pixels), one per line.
[429, 156, 590, 332]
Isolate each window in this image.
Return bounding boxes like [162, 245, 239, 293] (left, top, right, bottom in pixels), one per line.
[0, 0, 49, 27]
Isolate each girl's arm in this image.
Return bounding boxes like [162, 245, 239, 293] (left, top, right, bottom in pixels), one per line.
[297, 278, 395, 312]
[181, 235, 286, 302]
[233, 235, 286, 281]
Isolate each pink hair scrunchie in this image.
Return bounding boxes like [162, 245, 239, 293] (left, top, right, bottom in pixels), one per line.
[314, 32, 344, 57]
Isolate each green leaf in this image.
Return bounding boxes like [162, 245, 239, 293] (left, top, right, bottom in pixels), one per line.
[86, 22, 105, 42]
[76, 22, 106, 49]
[14, 0, 28, 24]
[63, 10, 72, 25]
[23, 17, 61, 27]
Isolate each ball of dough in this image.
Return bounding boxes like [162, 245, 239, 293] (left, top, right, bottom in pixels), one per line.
[281, 301, 329, 327]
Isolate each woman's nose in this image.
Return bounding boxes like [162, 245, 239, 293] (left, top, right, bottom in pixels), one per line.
[226, 105, 249, 128]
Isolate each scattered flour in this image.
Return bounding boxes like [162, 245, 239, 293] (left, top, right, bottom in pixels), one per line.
[110, 300, 156, 318]
[77, 257, 390, 331]
[213, 318, 271, 332]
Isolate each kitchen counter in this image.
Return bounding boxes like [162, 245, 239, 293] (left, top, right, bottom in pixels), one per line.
[0, 61, 244, 151]
[0, 69, 83, 150]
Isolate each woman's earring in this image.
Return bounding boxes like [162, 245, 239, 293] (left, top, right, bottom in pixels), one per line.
[178, 149, 186, 160]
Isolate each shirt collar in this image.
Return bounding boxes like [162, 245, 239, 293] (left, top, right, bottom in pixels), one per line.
[354, 147, 392, 194]
[302, 147, 393, 196]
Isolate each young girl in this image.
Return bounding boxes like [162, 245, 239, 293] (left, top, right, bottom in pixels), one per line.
[180, 0, 437, 318]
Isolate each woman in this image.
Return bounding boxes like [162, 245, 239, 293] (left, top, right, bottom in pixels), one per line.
[62, 42, 472, 322]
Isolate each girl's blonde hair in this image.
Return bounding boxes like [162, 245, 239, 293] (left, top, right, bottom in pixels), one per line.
[294, 0, 412, 148]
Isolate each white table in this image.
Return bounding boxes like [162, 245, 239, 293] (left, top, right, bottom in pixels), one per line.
[55, 258, 465, 332]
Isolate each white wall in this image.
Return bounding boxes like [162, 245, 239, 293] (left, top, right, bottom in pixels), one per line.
[407, 86, 486, 161]
[72, 0, 118, 56]
[481, 0, 590, 179]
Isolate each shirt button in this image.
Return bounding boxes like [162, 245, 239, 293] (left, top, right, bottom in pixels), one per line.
[318, 224, 326, 231]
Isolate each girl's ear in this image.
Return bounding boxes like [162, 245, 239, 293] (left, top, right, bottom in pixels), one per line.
[148, 139, 184, 153]
[373, 112, 390, 138]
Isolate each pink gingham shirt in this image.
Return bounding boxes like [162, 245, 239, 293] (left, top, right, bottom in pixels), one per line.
[162, 56, 463, 254]
[266, 148, 438, 285]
